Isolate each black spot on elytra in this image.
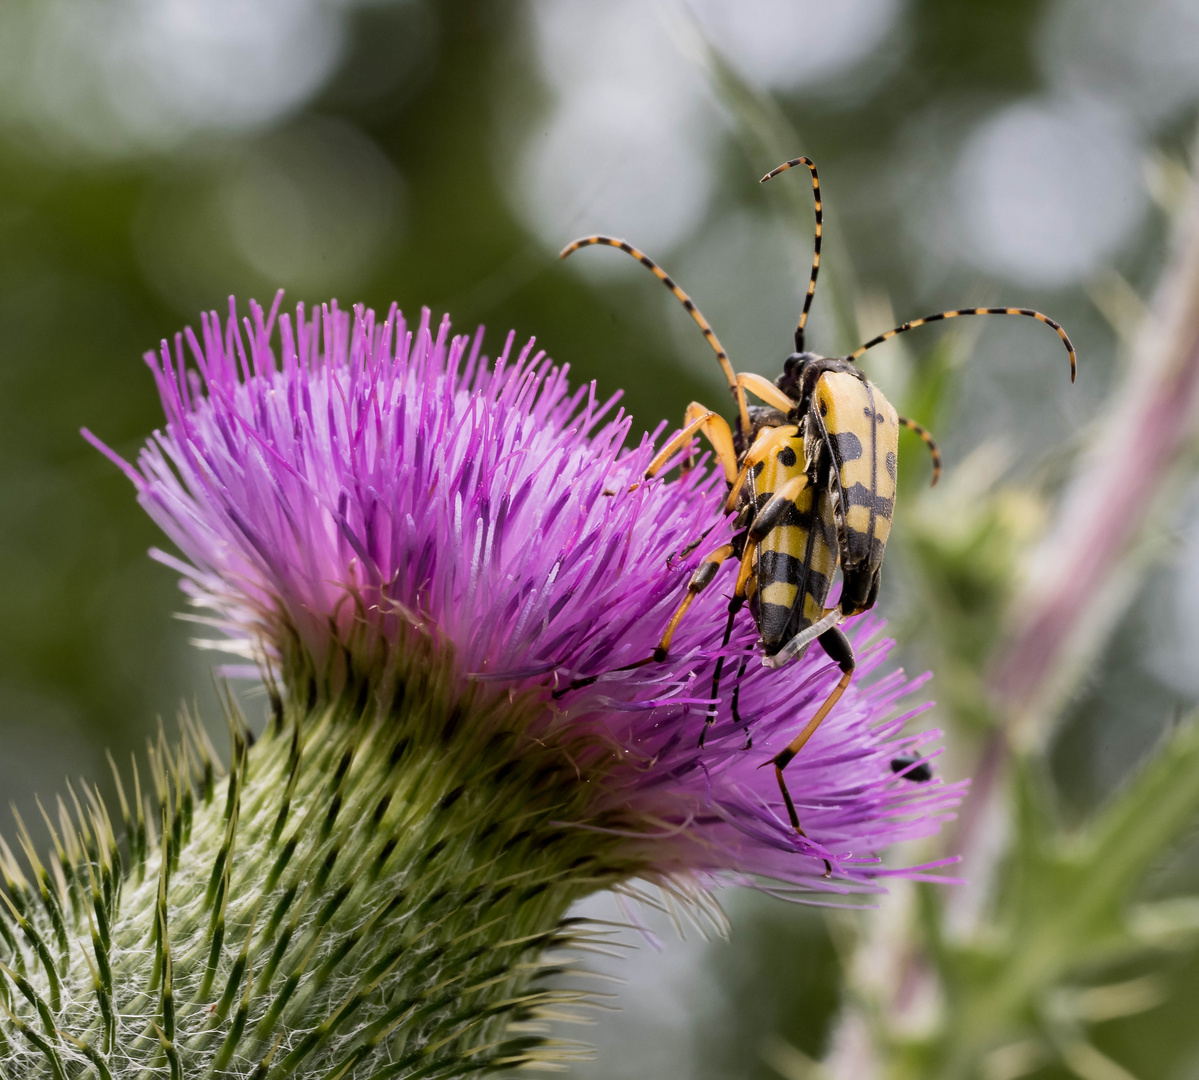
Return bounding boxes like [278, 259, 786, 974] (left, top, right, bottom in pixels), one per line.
[885, 451, 897, 480]
[831, 431, 863, 462]
[843, 482, 894, 517]
[777, 445, 797, 467]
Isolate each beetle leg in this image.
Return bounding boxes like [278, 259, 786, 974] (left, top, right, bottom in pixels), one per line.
[770, 626, 855, 851]
[724, 425, 800, 513]
[667, 523, 715, 569]
[655, 402, 739, 566]
[730, 649, 752, 732]
[736, 371, 795, 413]
[679, 403, 738, 481]
[556, 537, 738, 700]
[638, 404, 738, 488]
[701, 607, 740, 748]
[638, 410, 716, 485]
[732, 473, 809, 602]
[654, 543, 736, 662]
[551, 654, 655, 698]
[702, 472, 809, 748]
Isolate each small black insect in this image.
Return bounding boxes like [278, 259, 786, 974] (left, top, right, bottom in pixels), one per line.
[889, 753, 933, 783]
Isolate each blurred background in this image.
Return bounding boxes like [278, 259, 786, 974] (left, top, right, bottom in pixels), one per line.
[1, 1, 1198, 1077]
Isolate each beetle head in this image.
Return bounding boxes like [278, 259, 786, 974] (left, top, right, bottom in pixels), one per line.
[776, 351, 821, 403]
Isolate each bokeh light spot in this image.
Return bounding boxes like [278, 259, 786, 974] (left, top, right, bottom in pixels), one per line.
[0, 0, 348, 155]
[221, 118, 404, 295]
[690, 0, 902, 91]
[952, 98, 1146, 286]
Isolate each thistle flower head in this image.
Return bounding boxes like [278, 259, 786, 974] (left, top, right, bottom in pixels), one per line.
[86, 293, 962, 895]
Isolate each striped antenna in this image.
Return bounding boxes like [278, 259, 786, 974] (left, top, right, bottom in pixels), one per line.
[760, 156, 822, 352]
[850, 307, 1077, 382]
[897, 416, 942, 486]
[559, 236, 751, 437]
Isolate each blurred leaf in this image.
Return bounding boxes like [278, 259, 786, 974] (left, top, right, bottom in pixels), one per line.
[697, 895, 842, 1080]
[918, 717, 1199, 1078]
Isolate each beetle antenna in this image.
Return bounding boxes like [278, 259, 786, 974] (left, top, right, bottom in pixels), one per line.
[849, 307, 1077, 382]
[760, 156, 822, 354]
[897, 416, 942, 487]
[560, 235, 751, 436]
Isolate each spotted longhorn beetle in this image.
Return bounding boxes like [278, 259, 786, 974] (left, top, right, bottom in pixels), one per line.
[559, 156, 1076, 838]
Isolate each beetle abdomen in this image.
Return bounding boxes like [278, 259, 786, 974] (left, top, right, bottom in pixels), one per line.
[747, 431, 838, 652]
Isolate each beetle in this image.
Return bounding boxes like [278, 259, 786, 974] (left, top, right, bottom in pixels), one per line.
[558, 156, 1075, 837]
[890, 753, 933, 784]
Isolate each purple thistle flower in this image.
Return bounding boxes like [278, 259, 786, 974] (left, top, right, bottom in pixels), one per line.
[85, 293, 963, 895]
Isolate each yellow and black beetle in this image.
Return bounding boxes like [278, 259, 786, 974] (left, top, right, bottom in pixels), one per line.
[559, 156, 1076, 836]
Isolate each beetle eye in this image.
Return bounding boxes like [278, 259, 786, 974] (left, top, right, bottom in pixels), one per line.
[785, 351, 818, 372]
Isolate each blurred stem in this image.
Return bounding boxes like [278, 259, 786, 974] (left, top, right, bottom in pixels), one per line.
[830, 139, 1199, 1080]
[953, 132, 1199, 923]
[991, 138, 1199, 748]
